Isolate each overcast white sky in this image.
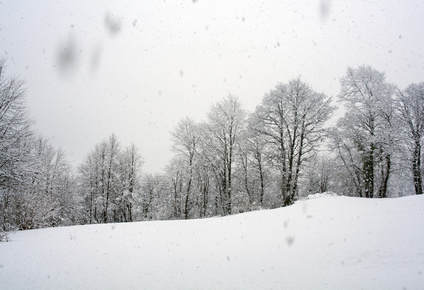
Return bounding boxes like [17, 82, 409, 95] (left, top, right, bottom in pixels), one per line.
[1, 0, 423, 173]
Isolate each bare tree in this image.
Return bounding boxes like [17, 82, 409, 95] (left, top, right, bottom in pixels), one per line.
[171, 118, 201, 219]
[0, 59, 33, 191]
[139, 173, 171, 220]
[166, 157, 184, 219]
[22, 136, 74, 229]
[329, 127, 364, 196]
[77, 134, 121, 223]
[0, 134, 75, 230]
[115, 144, 144, 222]
[255, 78, 333, 205]
[397, 82, 424, 195]
[205, 95, 245, 215]
[78, 146, 102, 224]
[236, 114, 271, 209]
[102, 134, 119, 222]
[194, 154, 210, 217]
[334, 66, 397, 198]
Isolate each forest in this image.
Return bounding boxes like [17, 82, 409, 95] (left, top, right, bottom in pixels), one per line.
[1, 58, 423, 232]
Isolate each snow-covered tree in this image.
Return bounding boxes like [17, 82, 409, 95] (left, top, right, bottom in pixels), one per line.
[138, 173, 171, 220]
[20, 136, 74, 229]
[166, 157, 184, 219]
[204, 95, 245, 215]
[333, 66, 397, 198]
[254, 78, 333, 206]
[397, 82, 424, 195]
[115, 144, 144, 222]
[77, 134, 122, 223]
[1, 60, 76, 230]
[170, 118, 201, 219]
[0, 59, 33, 197]
[1, 135, 75, 230]
[236, 113, 272, 209]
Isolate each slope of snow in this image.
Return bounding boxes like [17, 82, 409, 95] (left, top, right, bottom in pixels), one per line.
[1, 194, 424, 289]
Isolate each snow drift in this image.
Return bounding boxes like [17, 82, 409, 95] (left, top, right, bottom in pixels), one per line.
[1, 193, 423, 289]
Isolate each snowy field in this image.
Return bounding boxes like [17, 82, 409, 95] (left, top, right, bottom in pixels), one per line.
[1, 193, 424, 290]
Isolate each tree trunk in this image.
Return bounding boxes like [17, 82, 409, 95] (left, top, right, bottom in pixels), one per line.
[184, 173, 192, 219]
[291, 124, 306, 203]
[127, 203, 132, 222]
[363, 147, 374, 198]
[279, 135, 288, 205]
[240, 150, 252, 209]
[228, 128, 233, 215]
[378, 153, 391, 198]
[257, 153, 265, 206]
[413, 137, 423, 195]
[172, 171, 182, 219]
[200, 173, 209, 218]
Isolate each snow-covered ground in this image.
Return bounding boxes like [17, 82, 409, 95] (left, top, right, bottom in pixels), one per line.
[1, 193, 424, 289]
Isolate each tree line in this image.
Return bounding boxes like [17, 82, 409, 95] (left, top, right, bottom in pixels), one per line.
[1, 59, 423, 232]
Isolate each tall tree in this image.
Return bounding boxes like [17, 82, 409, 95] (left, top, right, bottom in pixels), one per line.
[139, 173, 170, 221]
[102, 134, 119, 223]
[22, 136, 74, 229]
[77, 134, 121, 223]
[237, 114, 271, 208]
[115, 144, 143, 222]
[397, 82, 424, 195]
[1, 135, 75, 230]
[171, 118, 200, 219]
[205, 95, 245, 215]
[78, 146, 101, 224]
[255, 78, 333, 205]
[0, 59, 33, 192]
[166, 157, 184, 219]
[334, 66, 396, 198]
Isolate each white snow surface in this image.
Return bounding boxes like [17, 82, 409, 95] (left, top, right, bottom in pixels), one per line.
[1, 193, 424, 289]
